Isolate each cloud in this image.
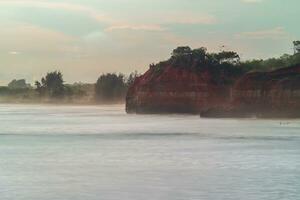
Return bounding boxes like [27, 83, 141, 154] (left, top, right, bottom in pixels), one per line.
[161, 12, 217, 25]
[9, 51, 21, 55]
[105, 24, 166, 32]
[0, 0, 113, 23]
[241, 0, 263, 3]
[235, 27, 288, 39]
[104, 11, 216, 33]
[0, 0, 216, 34]
[0, 0, 220, 84]
[0, 0, 168, 34]
[0, 22, 77, 54]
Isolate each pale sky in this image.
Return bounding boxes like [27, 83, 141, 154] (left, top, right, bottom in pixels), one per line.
[0, 0, 299, 85]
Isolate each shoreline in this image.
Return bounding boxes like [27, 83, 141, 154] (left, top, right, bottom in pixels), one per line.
[1, 102, 300, 119]
[0, 101, 126, 106]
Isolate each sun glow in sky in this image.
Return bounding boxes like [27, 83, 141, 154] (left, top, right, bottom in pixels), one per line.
[0, 0, 299, 84]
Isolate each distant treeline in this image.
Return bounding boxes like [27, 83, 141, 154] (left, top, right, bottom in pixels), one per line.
[0, 41, 299, 104]
[0, 71, 139, 104]
[95, 72, 138, 102]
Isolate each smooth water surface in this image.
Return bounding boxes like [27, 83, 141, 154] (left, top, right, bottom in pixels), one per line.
[0, 104, 300, 200]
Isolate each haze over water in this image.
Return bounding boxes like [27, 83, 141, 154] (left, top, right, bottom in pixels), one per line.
[0, 104, 300, 200]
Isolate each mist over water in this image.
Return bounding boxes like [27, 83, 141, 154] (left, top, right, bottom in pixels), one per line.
[0, 104, 300, 200]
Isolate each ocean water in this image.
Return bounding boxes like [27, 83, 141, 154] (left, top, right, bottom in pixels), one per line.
[0, 104, 300, 200]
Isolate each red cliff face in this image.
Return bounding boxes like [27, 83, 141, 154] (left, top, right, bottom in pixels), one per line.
[126, 65, 232, 114]
[231, 64, 300, 117]
[202, 65, 300, 118]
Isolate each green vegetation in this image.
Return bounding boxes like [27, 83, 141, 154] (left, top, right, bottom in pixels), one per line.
[95, 71, 139, 103]
[294, 41, 300, 54]
[8, 79, 31, 89]
[0, 71, 139, 104]
[240, 53, 300, 72]
[95, 73, 126, 102]
[169, 46, 239, 67]
[0, 87, 36, 101]
[170, 46, 240, 68]
[151, 46, 244, 84]
[126, 70, 139, 87]
[150, 42, 300, 82]
[35, 71, 65, 98]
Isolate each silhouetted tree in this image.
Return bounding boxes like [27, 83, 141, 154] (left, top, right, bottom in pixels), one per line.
[172, 46, 192, 57]
[293, 41, 300, 54]
[240, 50, 300, 72]
[8, 79, 31, 89]
[212, 51, 240, 65]
[192, 47, 207, 63]
[95, 73, 127, 102]
[126, 71, 140, 87]
[35, 71, 65, 98]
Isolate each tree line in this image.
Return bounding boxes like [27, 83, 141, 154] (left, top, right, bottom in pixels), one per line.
[33, 71, 139, 103]
[148, 41, 300, 85]
[157, 41, 300, 73]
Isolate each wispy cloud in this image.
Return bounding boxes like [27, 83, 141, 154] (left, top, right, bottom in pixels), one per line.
[8, 51, 21, 55]
[161, 12, 217, 25]
[0, 0, 168, 33]
[0, 0, 216, 33]
[0, 0, 112, 23]
[0, 22, 77, 54]
[105, 24, 166, 32]
[105, 12, 216, 32]
[241, 0, 263, 3]
[235, 27, 288, 39]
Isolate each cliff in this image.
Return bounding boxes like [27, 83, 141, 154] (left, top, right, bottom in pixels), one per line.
[232, 64, 300, 117]
[202, 64, 300, 118]
[126, 47, 243, 114]
[126, 46, 300, 117]
[126, 58, 241, 114]
[127, 66, 227, 114]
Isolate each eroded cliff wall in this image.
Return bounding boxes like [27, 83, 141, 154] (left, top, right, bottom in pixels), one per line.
[126, 65, 231, 114]
[230, 65, 300, 117]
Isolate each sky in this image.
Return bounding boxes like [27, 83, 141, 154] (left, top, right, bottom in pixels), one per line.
[0, 0, 299, 85]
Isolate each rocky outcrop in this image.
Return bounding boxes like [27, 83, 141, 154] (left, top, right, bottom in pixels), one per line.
[126, 45, 300, 117]
[202, 64, 300, 118]
[126, 46, 247, 114]
[126, 65, 234, 114]
[127, 64, 300, 117]
[234, 64, 300, 117]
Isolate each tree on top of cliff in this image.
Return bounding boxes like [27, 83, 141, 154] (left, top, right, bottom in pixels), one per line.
[168, 46, 241, 70]
[126, 71, 140, 87]
[210, 51, 240, 65]
[148, 46, 244, 85]
[240, 52, 300, 72]
[293, 41, 300, 54]
[151, 42, 300, 79]
[171, 46, 192, 57]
